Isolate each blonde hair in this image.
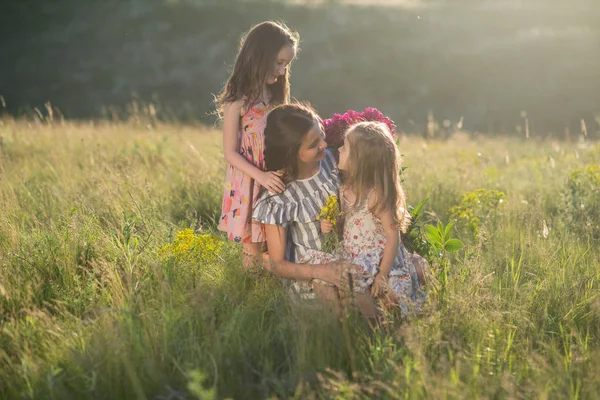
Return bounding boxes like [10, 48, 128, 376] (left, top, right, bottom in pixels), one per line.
[344, 121, 410, 233]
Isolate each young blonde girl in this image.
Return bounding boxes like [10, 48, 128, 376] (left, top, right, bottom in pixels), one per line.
[309, 121, 427, 315]
[216, 21, 298, 269]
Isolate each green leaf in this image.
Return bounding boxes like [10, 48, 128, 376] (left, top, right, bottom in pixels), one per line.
[444, 238, 464, 252]
[410, 198, 429, 221]
[444, 221, 454, 241]
[425, 224, 442, 244]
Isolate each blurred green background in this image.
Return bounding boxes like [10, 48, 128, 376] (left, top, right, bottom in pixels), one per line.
[2, 0, 599, 134]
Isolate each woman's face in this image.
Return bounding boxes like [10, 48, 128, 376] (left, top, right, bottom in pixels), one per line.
[297, 119, 327, 165]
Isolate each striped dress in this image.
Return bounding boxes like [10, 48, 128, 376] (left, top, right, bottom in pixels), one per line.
[252, 149, 339, 299]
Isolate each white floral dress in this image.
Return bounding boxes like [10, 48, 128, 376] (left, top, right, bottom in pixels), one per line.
[300, 196, 426, 314]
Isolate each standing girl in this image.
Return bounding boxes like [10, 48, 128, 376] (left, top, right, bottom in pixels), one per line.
[216, 21, 298, 269]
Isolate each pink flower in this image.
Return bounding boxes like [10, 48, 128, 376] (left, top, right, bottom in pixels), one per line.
[323, 107, 397, 149]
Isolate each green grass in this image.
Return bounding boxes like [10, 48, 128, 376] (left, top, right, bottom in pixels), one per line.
[1, 116, 599, 399]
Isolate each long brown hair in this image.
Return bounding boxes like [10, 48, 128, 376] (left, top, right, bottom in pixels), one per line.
[263, 102, 319, 183]
[249, 103, 319, 225]
[216, 21, 299, 115]
[344, 121, 410, 232]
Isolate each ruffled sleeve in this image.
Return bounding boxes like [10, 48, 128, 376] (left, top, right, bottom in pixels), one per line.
[252, 180, 337, 226]
[252, 194, 292, 227]
[253, 149, 339, 227]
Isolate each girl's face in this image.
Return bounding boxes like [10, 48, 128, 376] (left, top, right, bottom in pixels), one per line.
[265, 44, 296, 85]
[338, 136, 350, 171]
[298, 119, 327, 165]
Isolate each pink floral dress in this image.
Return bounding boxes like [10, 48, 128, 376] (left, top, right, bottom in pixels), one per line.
[218, 100, 269, 243]
[301, 196, 426, 314]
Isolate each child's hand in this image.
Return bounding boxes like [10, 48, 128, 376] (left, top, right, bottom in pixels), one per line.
[371, 273, 389, 298]
[320, 220, 334, 234]
[258, 171, 284, 194]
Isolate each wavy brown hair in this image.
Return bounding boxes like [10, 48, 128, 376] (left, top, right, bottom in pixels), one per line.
[263, 102, 319, 183]
[216, 21, 299, 116]
[249, 102, 319, 224]
[344, 121, 410, 233]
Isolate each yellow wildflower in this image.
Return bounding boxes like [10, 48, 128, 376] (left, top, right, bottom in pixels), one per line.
[317, 195, 343, 253]
[159, 228, 223, 264]
[317, 195, 343, 226]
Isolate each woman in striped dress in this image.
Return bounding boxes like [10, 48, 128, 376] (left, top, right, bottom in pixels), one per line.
[252, 103, 367, 302]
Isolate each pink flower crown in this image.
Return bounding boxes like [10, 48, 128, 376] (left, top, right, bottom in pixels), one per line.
[323, 107, 396, 149]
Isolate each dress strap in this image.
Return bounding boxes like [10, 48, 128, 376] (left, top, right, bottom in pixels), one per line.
[342, 188, 373, 215]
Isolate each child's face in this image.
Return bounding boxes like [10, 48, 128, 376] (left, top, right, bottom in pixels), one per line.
[265, 44, 296, 85]
[338, 137, 350, 171]
[298, 119, 327, 165]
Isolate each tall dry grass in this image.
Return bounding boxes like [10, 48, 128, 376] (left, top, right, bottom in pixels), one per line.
[1, 115, 599, 398]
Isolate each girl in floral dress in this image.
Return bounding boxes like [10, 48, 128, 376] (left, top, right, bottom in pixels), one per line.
[306, 121, 427, 316]
[216, 21, 298, 269]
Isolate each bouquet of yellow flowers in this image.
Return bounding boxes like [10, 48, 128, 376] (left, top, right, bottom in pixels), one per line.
[317, 195, 343, 254]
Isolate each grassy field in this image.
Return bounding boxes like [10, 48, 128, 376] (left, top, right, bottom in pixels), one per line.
[1, 115, 600, 399]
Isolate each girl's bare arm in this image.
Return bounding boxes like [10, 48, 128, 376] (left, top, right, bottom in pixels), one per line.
[222, 101, 284, 193]
[378, 209, 399, 277]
